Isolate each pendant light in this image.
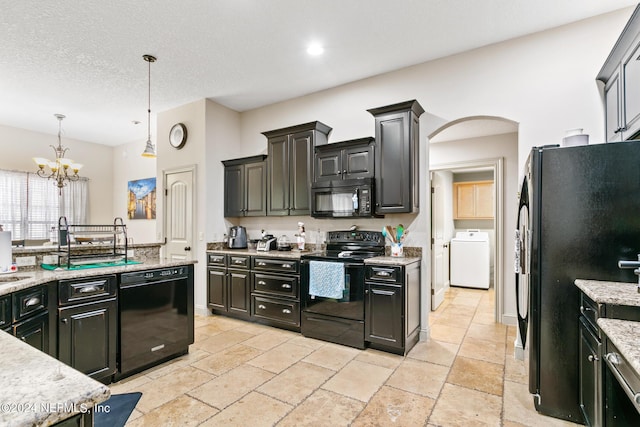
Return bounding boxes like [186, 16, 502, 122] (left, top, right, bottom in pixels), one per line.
[141, 54, 157, 158]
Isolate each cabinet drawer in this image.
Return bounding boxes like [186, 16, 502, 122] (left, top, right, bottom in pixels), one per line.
[0, 294, 11, 329]
[207, 253, 226, 266]
[366, 265, 401, 283]
[228, 255, 250, 269]
[59, 275, 117, 306]
[13, 285, 48, 322]
[253, 257, 299, 273]
[252, 273, 298, 298]
[252, 295, 300, 326]
[580, 293, 603, 336]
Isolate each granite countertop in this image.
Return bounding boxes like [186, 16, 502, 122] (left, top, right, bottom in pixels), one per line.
[597, 318, 640, 378]
[207, 249, 422, 265]
[0, 332, 110, 426]
[207, 248, 321, 259]
[575, 279, 640, 307]
[0, 258, 197, 297]
[364, 256, 421, 266]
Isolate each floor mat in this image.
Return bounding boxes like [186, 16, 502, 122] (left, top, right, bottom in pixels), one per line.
[94, 392, 142, 427]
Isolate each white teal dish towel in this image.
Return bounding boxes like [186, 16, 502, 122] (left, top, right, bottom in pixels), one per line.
[309, 260, 345, 299]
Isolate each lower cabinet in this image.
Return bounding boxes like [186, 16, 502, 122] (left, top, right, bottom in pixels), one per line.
[365, 261, 420, 355]
[251, 256, 300, 331]
[58, 275, 117, 382]
[207, 253, 251, 320]
[207, 252, 300, 331]
[5, 282, 57, 357]
[579, 316, 602, 427]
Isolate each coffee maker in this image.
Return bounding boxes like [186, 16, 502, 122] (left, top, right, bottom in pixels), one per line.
[227, 226, 247, 249]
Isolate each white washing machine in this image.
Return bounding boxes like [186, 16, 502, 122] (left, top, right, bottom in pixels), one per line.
[450, 230, 490, 289]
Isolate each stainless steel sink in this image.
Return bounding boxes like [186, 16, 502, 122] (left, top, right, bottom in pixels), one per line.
[0, 275, 31, 283]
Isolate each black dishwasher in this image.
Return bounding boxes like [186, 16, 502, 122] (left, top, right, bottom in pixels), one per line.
[117, 265, 194, 379]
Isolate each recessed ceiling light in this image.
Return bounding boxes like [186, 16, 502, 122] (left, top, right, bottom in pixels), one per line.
[307, 43, 324, 56]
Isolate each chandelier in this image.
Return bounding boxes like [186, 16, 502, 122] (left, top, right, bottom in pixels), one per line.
[33, 113, 83, 193]
[141, 54, 157, 157]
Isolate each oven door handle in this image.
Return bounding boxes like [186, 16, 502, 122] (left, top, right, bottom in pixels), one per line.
[301, 260, 363, 268]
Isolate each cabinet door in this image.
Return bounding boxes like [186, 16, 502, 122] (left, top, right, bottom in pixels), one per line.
[343, 144, 374, 180]
[224, 164, 244, 217]
[605, 71, 623, 143]
[289, 130, 314, 215]
[454, 183, 476, 218]
[579, 320, 602, 427]
[365, 283, 403, 348]
[315, 148, 342, 183]
[207, 268, 227, 310]
[267, 135, 290, 216]
[623, 42, 640, 139]
[474, 182, 494, 218]
[58, 298, 117, 380]
[13, 310, 49, 354]
[374, 112, 410, 214]
[245, 161, 267, 216]
[228, 270, 250, 318]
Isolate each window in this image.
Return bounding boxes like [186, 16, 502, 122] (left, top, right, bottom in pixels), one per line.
[0, 169, 89, 240]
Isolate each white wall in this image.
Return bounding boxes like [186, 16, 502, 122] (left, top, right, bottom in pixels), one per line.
[0, 123, 114, 224]
[112, 139, 158, 243]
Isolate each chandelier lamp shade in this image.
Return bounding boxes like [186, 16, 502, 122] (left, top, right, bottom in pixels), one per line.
[141, 54, 157, 158]
[33, 113, 83, 193]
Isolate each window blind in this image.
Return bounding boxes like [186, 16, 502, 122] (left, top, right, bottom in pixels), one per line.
[0, 169, 89, 240]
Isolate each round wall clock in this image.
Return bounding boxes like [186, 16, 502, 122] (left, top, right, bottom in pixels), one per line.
[169, 123, 187, 149]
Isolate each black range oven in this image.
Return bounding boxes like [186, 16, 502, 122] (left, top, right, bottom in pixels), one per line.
[301, 230, 384, 349]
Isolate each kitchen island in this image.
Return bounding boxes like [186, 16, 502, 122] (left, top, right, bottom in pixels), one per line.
[0, 258, 196, 425]
[0, 325, 110, 426]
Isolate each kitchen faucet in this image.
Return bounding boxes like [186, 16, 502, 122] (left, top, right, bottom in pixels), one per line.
[618, 254, 640, 293]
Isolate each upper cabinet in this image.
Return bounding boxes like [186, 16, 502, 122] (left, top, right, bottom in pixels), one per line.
[222, 155, 267, 217]
[598, 5, 640, 142]
[262, 122, 331, 216]
[453, 180, 494, 220]
[368, 100, 424, 215]
[314, 137, 375, 184]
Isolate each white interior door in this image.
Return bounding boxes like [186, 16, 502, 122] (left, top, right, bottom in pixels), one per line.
[164, 168, 194, 260]
[431, 172, 447, 310]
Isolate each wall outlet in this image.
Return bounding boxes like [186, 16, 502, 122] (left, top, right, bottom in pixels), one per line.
[198, 232, 204, 241]
[42, 255, 58, 265]
[15, 256, 36, 267]
[127, 249, 135, 258]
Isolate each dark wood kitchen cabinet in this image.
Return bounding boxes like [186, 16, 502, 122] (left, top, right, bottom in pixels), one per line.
[577, 288, 640, 427]
[58, 275, 117, 382]
[368, 100, 424, 215]
[365, 261, 420, 355]
[251, 256, 300, 331]
[598, 5, 640, 142]
[262, 121, 331, 216]
[222, 155, 267, 217]
[314, 137, 375, 184]
[207, 253, 251, 319]
[5, 282, 57, 357]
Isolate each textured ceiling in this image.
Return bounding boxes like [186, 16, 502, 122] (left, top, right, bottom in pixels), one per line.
[0, 0, 636, 146]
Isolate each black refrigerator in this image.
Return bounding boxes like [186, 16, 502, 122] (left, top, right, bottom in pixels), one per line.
[515, 140, 640, 423]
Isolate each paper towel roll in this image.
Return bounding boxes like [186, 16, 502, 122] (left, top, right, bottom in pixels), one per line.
[0, 231, 12, 272]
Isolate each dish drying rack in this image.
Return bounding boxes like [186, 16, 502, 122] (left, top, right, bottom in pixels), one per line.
[55, 216, 128, 268]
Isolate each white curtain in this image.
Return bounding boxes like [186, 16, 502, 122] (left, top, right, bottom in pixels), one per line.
[0, 169, 89, 240]
[0, 170, 27, 239]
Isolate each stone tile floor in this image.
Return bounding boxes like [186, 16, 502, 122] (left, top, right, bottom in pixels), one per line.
[111, 287, 580, 426]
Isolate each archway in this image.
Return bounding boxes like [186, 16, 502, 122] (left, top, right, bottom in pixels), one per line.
[429, 115, 518, 324]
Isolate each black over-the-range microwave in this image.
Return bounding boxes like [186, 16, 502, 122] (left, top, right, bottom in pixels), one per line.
[311, 178, 377, 218]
